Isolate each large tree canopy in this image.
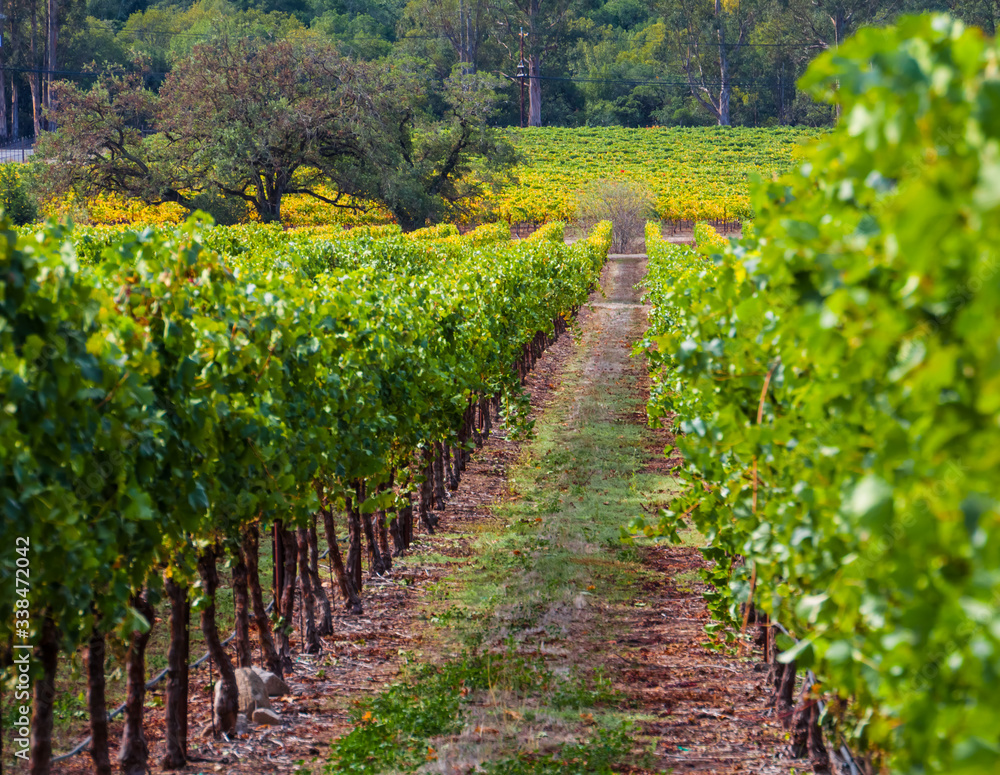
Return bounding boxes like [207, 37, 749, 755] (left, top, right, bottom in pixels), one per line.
[157, 36, 387, 222]
[364, 68, 519, 229]
[37, 38, 514, 226]
[38, 66, 188, 207]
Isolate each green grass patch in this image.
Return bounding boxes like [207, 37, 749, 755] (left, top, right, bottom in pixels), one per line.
[323, 649, 627, 775]
[481, 723, 640, 775]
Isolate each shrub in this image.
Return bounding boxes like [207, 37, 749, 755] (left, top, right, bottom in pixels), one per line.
[187, 190, 252, 226]
[0, 164, 39, 225]
[575, 179, 654, 253]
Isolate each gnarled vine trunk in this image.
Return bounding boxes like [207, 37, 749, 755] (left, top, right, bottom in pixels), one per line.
[296, 526, 321, 654]
[345, 491, 364, 592]
[118, 593, 155, 774]
[162, 575, 189, 769]
[318, 495, 363, 614]
[233, 547, 253, 669]
[277, 521, 298, 672]
[28, 615, 58, 775]
[87, 622, 111, 775]
[197, 550, 238, 735]
[419, 447, 437, 534]
[433, 442, 447, 507]
[243, 524, 283, 676]
[308, 520, 333, 635]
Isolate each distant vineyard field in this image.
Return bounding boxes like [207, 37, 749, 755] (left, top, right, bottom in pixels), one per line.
[490, 126, 820, 224]
[33, 127, 818, 229]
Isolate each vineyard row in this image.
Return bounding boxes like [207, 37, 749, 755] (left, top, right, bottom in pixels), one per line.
[637, 17, 1000, 774]
[0, 218, 612, 773]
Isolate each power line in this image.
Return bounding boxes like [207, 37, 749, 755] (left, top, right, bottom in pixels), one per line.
[108, 23, 438, 42]
[731, 41, 826, 47]
[532, 73, 776, 89]
[1, 65, 165, 78]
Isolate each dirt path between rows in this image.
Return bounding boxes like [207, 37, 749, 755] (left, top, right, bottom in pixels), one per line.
[408, 254, 797, 774]
[54, 255, 800, 775]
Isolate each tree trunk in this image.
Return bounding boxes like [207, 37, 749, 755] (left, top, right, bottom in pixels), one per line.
[832, 8, 845, 120]
[232, 547, 253, 669]
[85, 633, 110, 772]
[752, 608, 768, 653]
[296, 527, 322, 654]
[705, 0, 731, 127]
[255, 176, 282, 223]
[273, 522, 284, 610]
[373, 475, 393, 572]
[388, 509, 402, 548]
[446, 444, 460, 490]
[791, 689, 810, 757]
[277, 522, 298, 671]
[197, 550, 238, 736]
[460, 418, 470, 469]
[346, 492, 364, 592]
[243, 523, 283, 676]
[118, 593, 155, 775]
[0, 58, 7, 140]
[319, 499, 363, 614]
[308, 520, 333, 636]
[29, 0, 42, 136]
[28, 615, 58, 775]
[401, 489, 414, 548]
[162, 576, 189, 769]
[46, 0, 56, 123]
[389, 511, 403, 556]
[527, 53, 541, 127]
[12, 66, 19, 139]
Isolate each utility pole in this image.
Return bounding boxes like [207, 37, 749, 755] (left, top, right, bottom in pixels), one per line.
[516, 27, 528, 129]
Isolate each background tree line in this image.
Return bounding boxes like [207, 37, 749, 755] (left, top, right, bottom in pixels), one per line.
[0, 0, 997, 138]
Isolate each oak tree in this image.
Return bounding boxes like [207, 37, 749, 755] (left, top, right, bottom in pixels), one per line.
[39, 38, 514, 228]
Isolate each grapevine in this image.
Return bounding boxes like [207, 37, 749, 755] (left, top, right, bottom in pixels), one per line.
[638, 15, 1000, 772]
[0, 217, 612, 768]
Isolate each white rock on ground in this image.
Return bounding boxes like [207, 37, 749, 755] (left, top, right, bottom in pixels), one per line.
[234, 667, 271, 715]
[252, 707, 283, 726]
[252, 666, 292, 697]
